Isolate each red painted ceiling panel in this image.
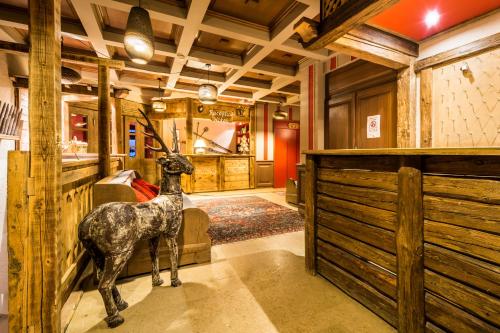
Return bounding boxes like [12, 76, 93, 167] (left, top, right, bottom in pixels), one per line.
[369, 0, 500, 41]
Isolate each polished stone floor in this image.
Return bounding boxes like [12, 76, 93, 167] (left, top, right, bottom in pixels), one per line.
[65, 190, 394, 333]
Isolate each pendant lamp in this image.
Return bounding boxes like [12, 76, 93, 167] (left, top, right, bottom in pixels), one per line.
[61, 66, 82, 85]
[273, 102, 288, 120]
[199, 64, 218, 104]
[152, 78, 166, 112]
[124, 3, 154, 65]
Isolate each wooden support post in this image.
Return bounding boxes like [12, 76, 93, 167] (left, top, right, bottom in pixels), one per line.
[114, 98, 124, 154]
[305, 155, 317, 274]
[98, 64, 111, 177]
[420, 68, 433, 148]
[396, 158, 425, 333]
[27, 0, 62, 331]
[397, 61, 417, 148]
[186, 99, 193, 154]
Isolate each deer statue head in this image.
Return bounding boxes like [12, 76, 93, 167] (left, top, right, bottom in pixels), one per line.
[137, 109, 194, 193]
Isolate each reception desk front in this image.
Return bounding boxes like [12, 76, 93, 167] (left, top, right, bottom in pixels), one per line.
[181, 154, 255, 193]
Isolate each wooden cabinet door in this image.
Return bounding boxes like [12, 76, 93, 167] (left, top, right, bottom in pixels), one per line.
[325, 93, 354, 149]
[355, 82, 396, 148]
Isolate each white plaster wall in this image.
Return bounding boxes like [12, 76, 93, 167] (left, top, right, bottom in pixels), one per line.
[0, 53, 15, 315]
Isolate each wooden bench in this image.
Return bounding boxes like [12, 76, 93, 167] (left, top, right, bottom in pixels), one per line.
[93, 170, 211, 278]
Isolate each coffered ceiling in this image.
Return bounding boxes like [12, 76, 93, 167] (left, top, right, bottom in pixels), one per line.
[0, 0, 330, 105]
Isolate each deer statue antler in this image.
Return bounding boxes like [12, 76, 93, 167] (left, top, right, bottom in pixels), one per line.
[172, 120, 180, 153]
[136, 109, 171, 154]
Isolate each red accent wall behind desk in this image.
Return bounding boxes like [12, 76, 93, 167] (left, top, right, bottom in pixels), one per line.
[274, 120, 300, 188]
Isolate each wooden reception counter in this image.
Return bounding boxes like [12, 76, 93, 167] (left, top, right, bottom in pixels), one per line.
[303, 148, 499, 332]
[181, 154, 255, 193]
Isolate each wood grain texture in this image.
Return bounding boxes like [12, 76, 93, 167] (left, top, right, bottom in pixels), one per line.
[425, 270, 500, 326]
[318, 240, 397, 299]
[317, 225, 396, 273]
[423, 155, 500, 176]
[420, 68, 432, 147]
[305, 155, 317, 274]
[415, 32, 500, 71]
[114, 98, 124, 154]
[28, 0, 62, 330]
[305, 148, 500, 156]
[424, 243, 500, 296]
[396, 61, 417, 148]
[317, 208, 395, 253]
[7, 151, 29, 333]
[317, 257, 397, 327]
[318, 194, 396, 231]
[98, 64, 111, 178]
[424, 220, 500, 264]
[397, 166, 425, 333]
[318, 154, 399, 172]
[317, 168, 398, 191]
[317, 180, 397, 211]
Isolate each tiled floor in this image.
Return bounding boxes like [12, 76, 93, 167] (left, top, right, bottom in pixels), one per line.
[63, 189, 394, 332]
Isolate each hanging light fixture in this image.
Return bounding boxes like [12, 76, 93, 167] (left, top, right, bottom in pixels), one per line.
[198, 64, 218, 105]
[61, 66, 82, 85]
[152, 78, 166, 112]
[124, 1, 154, 65]
[273, 99, 288, 120]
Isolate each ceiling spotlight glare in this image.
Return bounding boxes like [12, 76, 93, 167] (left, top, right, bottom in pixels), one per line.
[424, 9, 440, 28]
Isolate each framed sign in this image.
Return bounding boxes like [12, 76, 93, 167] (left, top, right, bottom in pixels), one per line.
[367, 115, 381, 138]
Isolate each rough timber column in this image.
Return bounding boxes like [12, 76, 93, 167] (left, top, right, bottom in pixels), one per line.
[28, 0, 62, 331]
[98, 64, 111, 177]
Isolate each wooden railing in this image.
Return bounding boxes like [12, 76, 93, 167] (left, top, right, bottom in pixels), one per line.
[304, 148, 499, 333]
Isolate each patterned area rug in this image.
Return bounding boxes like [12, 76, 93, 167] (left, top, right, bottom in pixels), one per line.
[193, 196, 304, 245]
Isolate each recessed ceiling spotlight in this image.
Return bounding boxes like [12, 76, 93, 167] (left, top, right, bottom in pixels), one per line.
[424, 9, 440, 28]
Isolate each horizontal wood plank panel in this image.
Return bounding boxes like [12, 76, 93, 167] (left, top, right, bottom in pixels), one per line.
[317, 257, 397, 327]
[424, 195, 500, 234]
[425, 270, 500, 326]
[424, 322, 446, 333]
[424, 220, 500, 265]
[318, 240, 397, 299]
[317, 180, 397, 211]
[318, 194, 396, 231]
[423, 156, 500, 177]
[425, 292, 498, 333]
[317, 208, 395, 253]
[423, 175, 500, 205]
[318, 155, 399, 172]
[318, 168, 398, 191]
[317, 225, 396, 273]
[62, 164, 99, 185]
[424, 243, 500, 297]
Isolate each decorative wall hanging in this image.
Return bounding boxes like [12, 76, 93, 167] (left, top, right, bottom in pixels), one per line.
[78, 109, 194, 328]
[198, 64, 218, 104]
[209, 109, 233, 122]
[124, 3, 155, 64]
[0, 100, 23, 138]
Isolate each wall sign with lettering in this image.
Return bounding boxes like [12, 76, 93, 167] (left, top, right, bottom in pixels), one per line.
[367, 115, 381, 138]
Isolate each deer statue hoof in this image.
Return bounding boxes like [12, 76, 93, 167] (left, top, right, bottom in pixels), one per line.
[116, 299, 129, 311]
[171, 278, 182, 287]
[105, 313, 125, 328]
[152, 278, 164, 287]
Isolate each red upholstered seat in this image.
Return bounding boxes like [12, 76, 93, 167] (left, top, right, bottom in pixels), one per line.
[132, 188, 150, 202]
[134, 178, 160, 195]
[131, 179, 157, 200]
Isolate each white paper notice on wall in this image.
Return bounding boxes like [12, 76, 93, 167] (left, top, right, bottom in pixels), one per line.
[367, 115, 381, 138]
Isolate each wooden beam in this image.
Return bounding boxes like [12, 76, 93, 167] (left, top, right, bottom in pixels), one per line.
[397, 61, 417, 148]
[115, 98, 124, 154]
[420, 68, 433, 148]
[304, 0, 399, 50]
[98, 65, 111, 177]
[397, 161, 425, 333]
[415, 32, 500, 72]
[305, 155, 317, 275]
[349, 25, 418, 57]
[27, 0, 62, 331]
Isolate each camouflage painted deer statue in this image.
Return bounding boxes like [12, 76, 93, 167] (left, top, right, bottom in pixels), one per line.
[78, 109, 193, 328]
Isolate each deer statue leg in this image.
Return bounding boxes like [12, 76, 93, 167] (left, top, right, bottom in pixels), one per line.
[166, 236, 182, 287]
[112, 286, 128, 311]
[98, 251, 132, 328]
[149, 236, 164, 286]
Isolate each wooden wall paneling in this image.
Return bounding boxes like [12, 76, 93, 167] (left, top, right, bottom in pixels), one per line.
[396, 162, 425, 333]
[317, 168, 398, 191]
[27, 0, 62, 330]
[396, 61, 417, 148]
[7, 151, 29, 333]
[423, 155, 500, 177]
[305, 155, 317, 274]
[255, 160, 274, 187]
[186, 99, 193, 154]
[98, 64, 111, 177]
[420, 68, 433, 147]
[318, 155, 400, 171]
[223, 157, 250, 190]
[325, 93, 354, 149]
[115, 98, 124, 154]
[249, 156, 255, 188]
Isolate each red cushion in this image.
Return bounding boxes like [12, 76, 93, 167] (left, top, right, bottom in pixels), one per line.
[131, 180, 157, 200]
[132, 188, 149, 202]
[135, 178, 160, 195]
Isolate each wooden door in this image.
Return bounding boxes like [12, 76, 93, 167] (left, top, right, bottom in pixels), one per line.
[325, 93, 354, 149]
[274, 120, 300, 188]
[355, 82, 396, 148]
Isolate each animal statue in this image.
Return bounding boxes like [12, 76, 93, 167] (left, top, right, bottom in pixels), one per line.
[78, 109, 194, 328]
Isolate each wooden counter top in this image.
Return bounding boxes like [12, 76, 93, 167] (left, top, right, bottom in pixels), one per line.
[185, 154, 255, 157]
[304, 148, 500, 156]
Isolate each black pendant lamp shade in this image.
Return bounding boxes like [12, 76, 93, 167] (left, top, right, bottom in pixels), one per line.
[61, 66, 82, 84]
[124, 6, 155, 65]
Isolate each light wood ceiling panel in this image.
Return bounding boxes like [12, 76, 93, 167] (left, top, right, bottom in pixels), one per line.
[194, 30, 253, 56]
[263, 50, 303, 67]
